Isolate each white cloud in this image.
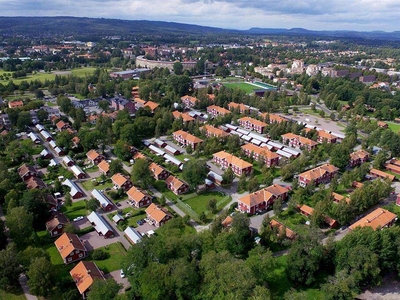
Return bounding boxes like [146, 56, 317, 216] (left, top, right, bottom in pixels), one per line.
[1, 0, 400, 31]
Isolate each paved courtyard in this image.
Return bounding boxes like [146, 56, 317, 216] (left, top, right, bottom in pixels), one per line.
[80, 231, 123, 251]
[106, 270, 130, 294]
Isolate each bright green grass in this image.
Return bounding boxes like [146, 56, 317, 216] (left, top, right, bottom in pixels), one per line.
[184, 191, 231, 217]
[223, 82, 258, 93]
[387, 122, 400, 133]
[0, 289, 26, 300]
[60, 200, 88, 220]
[0, 67, 97, 85]
[88, 242, 127, 273]
[81, 179, 114, 191]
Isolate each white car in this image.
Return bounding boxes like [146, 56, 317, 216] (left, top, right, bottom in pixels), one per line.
[120, 269, 125, 278]
[73, 216, 84, 222]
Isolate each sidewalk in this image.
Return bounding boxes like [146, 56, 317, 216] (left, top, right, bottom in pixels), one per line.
[18, 274, 38, 300]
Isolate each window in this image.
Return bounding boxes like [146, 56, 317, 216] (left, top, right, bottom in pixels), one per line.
[58, 225, 62, 229]
[79, 253, 83, 258]
[68, 257, 72, 262]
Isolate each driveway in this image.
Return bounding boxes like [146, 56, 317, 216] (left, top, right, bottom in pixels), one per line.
[206, 161, 224, 176]
[80, 231, 122, 251]
[105, 270, 130, 294]
[135, 222, 157, 236]
[72, 217, 91, 230]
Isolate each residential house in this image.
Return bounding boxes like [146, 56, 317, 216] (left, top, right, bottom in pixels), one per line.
[238, 117, 267, 134]
[112, 214, 124, 224]
[172, 111, 195, 124]
[62, 179, 84, 199]
[228, 102, 249, 114]
[26, 177, 46, 189]
[377, 121, 388, 128]
[299, 205, 338, 228]
[172, 130, 203, 150]
[145, 203, 173, 227]
[221, 216, 233, 228]
[241, 143, 280, 167]
[270, 220, 297, 240]
[71, 165, 86, 179]
[165, 175, 189, 195]
[149, 162, 170, 180]
[144, 101, 159, 113]
[40, 149, 52, 159]
[316, 130, 337, 144]
[181, 95, 198, 109]
[237, 184, 288, 214]
[200, 124, 229, 138]
[91, 189, 114, 211]
[259, 112, 286, 124]
[62, 156, 74, 167]
[111, 97, 136, 114]
[8, 100, 24, 109]
[45, 194, 58, 210]
[28, 132, 40, 144]
[111, 173, 133, 191]
[206, 105, 231, 117]
[40, 130, 53, 142]
[349, 208, 397, 230]
[331, 192, 350, 204]
[55, 233, 87, 264]
[17, 164, 37, 181]
[70, 261, 105, 299]
[369, 168, 395, 181]
[298, 164, 339, 187]
[359, 75, 376, 84]
[98, 160, 110, 176]
[127, 186, 152, 208]
[385, 163, 400, 175]
[349, 149, 370, 167]
[56, 120, 70, 131]
[212, 151, 253, 176]
[124, 226, 142, 244]
[46, 212, 69, 237]
[87, 211, 114, 238]
[86, 149, 105, 165]
[281, 133, 318, 151]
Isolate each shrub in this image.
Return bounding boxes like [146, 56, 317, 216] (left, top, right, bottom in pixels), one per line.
[92, 249, 109, 260]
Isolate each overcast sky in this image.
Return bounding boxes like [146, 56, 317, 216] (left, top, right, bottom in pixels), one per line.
[2, 0, 400, 31]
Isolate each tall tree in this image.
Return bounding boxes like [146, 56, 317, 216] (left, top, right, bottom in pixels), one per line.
[6, 206, 34, 248]
[87, 278, 121, 300]
[27, 257, 54, 297]
[131, 158, 154, 189]
[182, 159, 208, 191]
[0, 243, 21, 291]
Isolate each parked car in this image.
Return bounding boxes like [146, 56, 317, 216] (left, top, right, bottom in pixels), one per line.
[125, 212, 132, 218]
[116, 202, 122, 207]
[73, 216, 84, 222]
[120, 269, 125, 278]
[137, 220, 143, 226]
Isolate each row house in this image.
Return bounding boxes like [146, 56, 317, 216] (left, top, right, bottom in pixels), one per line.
[349, 149, 370, 167]
[259, 112, 286, 124]
[55, 233, 87, 264]
[145, 203, 173, 227]
[26, 177, 46, 189]
[17, 164, 38, 181]
[237, 184, 288, 215]
[228, 102, 249, 114]
[87, 211, 114, 239]
[181, 95, 198, 109]
[172, 111, 195, 124]
[70, 261, 104, 299]
[111, 173, 133, 191]
[91, 189, 114, 211]
[298, 164, 339, 187]
[86, 149, 105, 165]
[172, 130, 203, 150]
[241, 143, 280, 167]
[212, 151, 253, 176]
[349, 208, 397, 231]
[71, 165, 86, 180]
[127, 186, 152, 208]
[206, 105, 231, 117]
[386, 163, 400, 175]
[281, 133, 318, 151]
[238, 117, 267, 134]
[149, 162, 170, 180]
[370, 168, 395, 182]
[165, 175, 189, 195]
[316, 130, 337, 144]
[200, 124, 229, 138]
[62, 179, 85, 199]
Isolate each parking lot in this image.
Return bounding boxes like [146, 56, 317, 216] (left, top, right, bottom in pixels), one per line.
[290, 113, 344, 134]
[80, 231, 124, 251]
[135, 222, 157, 236]
[106, 270, 130, 293]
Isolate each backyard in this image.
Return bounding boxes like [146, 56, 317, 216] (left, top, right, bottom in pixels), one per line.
[88, 242, 127, 273]
[60, 200, 88, 220]
[387, 122, 400, 133]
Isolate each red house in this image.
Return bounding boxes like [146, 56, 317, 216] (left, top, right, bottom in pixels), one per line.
[165, 175, 189, 195]
[181, 95, 198, 109]
[111, 173, 133, 191]
[212, 151, 253, 176]
[349, 149, 369, 167]
[127, 186, 152, 208]
[56, 120, 70, 131]
[149, 162, 170, 180]
[98, 160, 110, 176]
[54, 233, 87, 264]
[238, 184, 288, 215]
[241, 143, 279, 167]
[46, 212, 69, 237]
[172, 130, 203, 150]
[298, 164, 339, 187]
[200, 124, 229, 138]
[206, 105, 231, 117]
[17, 164, 38, 181]
[86, 149, 106, 165]
[281, 133, 318, 151]
[228, 102, 249, 114]
[70, 261, 105, 298]
[145, 203, 173, 227]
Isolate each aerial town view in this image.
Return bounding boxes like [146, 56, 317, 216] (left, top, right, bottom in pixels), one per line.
[2, 2, 400, 300]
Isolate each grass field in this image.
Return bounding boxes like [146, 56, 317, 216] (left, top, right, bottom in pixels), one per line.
[0, 67, 97, 84]
[184, 191, 231, 217]
[223, 82, 258, 93]
[387, 122, 400, 133]
[0, 289, 26, 300]
[88, 242, 127, 273]
[60, 200, 88, 220]
[82, 179, 114, 192]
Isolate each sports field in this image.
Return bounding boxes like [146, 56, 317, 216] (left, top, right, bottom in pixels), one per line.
[223, 82, 259, 93]
[0, 67, 98, 84]
[387, 122, 400, 133]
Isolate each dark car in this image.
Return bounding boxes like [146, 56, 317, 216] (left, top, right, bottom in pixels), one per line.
[137, 220, 143, 226]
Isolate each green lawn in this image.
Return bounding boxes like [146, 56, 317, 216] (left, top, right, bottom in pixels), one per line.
[0, 289, 26, 300]
[88, 242, 127, 273]
[387, 122, 400, 133]
[85, 165, 99, 173]
[4, 92, 36, 101]
[223, 82, 258, 94]
[0, 67, 97, 85]
[60, 200, 88, 220]
[82, 179, 114, 191]
[274, 210, 309, 235]
[184, 191, 231, 216]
